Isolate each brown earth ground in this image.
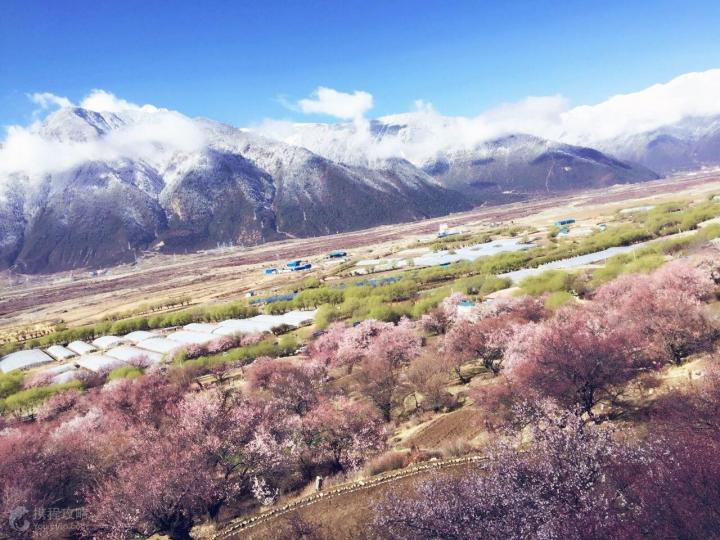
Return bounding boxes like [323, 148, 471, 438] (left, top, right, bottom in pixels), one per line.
[226, 462, 477, 540]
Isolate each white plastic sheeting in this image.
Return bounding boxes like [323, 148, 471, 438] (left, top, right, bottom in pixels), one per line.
[36, 363, 79, 384]
[0, 349, 54, 373]
[5, 310, 317, 370]
[92, 335, 127, 350]
[75, 354, 124, 373]
[500, 243, 651, 283]
[183, 323, 220, 333]
[53, 369, 79, 384]
[136, 337, 184, 355]
[165, 331, 217, 345]
[124, 331, 158, 344]
[413, 238, 534, 267]
[45, 363, 78, 375]
[45, 345, 76, 361]
[105, 346, 163, 364]
[214, 310, 316, 336]
[67, 341, 97, 355]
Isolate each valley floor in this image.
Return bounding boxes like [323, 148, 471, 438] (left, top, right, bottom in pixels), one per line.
[2, 171, 719, 339]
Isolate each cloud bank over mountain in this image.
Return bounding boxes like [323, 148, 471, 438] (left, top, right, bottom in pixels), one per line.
[2, 68, 720, 178]
[0, 91, 205, 179]
[255, 69, 720, 166]
[7, 70, 708, 273]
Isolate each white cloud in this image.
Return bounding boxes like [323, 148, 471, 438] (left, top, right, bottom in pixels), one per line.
[29, 92, 73, 110]
[79, 89, 159, 114]
[296, 87, 374, 120]
[559, 69, 720, 143]
[261, 69, 720, 165]
[259, 94, 569, 165]
[4, 69, 720, 179]
[0, 90, 205, 179]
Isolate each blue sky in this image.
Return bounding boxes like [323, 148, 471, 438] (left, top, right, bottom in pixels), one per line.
[1, 0, 719, 127]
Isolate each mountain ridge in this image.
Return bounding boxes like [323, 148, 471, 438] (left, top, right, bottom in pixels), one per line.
[0, 105, 681, 274]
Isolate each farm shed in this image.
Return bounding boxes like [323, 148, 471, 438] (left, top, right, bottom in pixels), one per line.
[214, 310, 316, 336]
[0, 349, 54, 373]
[41, 363, 79, 384]
[184, 322, 220, 333]
[53, 370, 79, 384]
[166, 330, 217, 346]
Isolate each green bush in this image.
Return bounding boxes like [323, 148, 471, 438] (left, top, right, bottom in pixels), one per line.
[519, 270, 581, 296]
[314, 304, 342, 329]
[1, 380, 82, 414]
[544, 291, 575, 309]
[0, 371, 24, 400]
[107, 366, 144, 381]
[185, 336, 298, 368]
[278, 334, 299, 355]
[590, 251, 665, 287]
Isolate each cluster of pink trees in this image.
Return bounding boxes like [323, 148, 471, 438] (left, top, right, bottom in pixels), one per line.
[310, 319, 422, 419]
[0, 359, 386, 539]
[374, 391, 720, 539]
[429, 262, 717, 419]
[181, 332, 266, 360]
[374, 401, 653, 539]
[441, 296, 546, 382]
[501, 262, 718, 417]
[371, 260, 720, 538]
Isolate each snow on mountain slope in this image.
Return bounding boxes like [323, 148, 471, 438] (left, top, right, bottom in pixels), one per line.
[258, 116, 659, 203]
[595, 115, 720, 174]
[0, 107, 470, 273]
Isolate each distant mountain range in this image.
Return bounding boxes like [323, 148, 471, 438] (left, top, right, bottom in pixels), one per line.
[594, 115, 720, 174]
[2, 102, 719, 274]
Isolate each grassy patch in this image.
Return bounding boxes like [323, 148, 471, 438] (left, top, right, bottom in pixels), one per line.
[107, 366, 144, 381]
[0, 380, 82, 414]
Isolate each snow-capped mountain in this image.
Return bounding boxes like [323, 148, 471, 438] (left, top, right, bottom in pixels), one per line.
[595, 115, 720, 174]
[0, 103, 662, 273]
[0, 107, 469, 273]
[258, 115, 658, 202]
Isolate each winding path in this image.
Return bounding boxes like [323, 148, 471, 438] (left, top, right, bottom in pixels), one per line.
[213, 455, 486, 539]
